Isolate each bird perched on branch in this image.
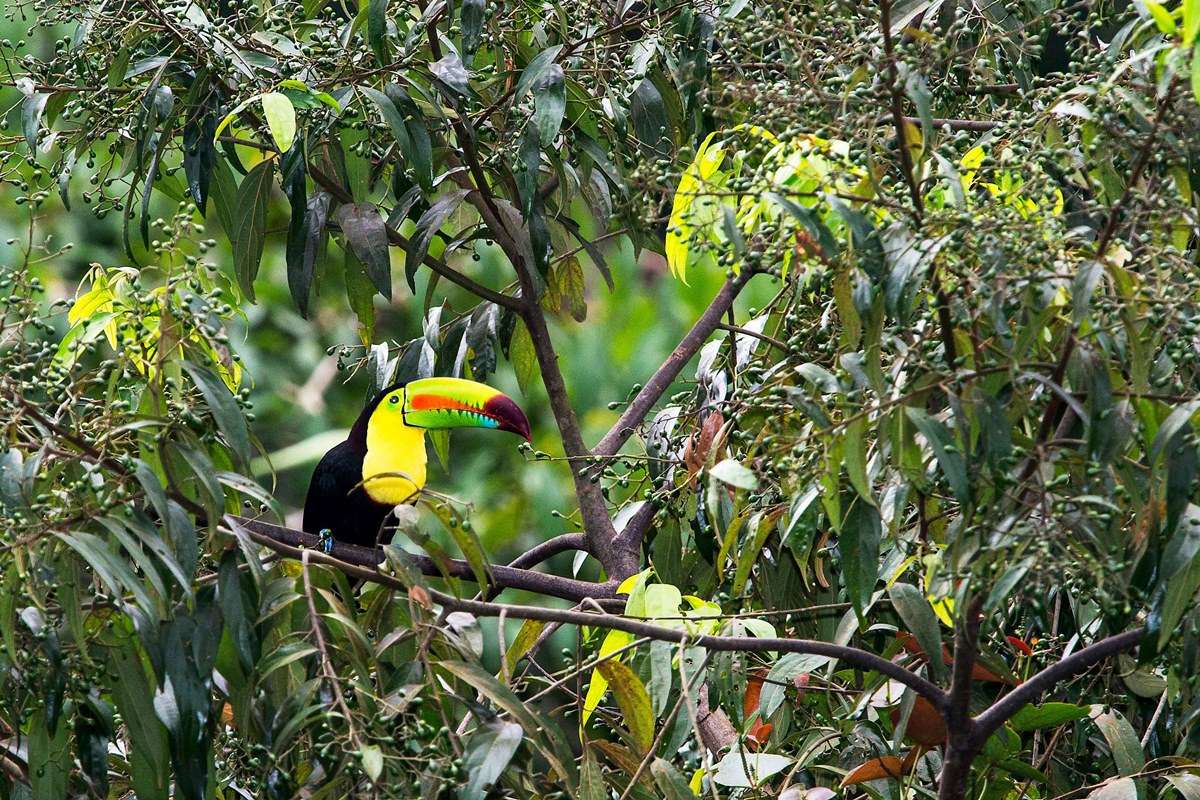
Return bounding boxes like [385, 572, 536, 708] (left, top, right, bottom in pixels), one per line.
[303, 377, 531, 548]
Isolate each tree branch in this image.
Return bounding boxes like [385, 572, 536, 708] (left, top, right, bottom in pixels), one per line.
[227, 513, 945, 706]
[970, 628, 1144, 745]
[594, 271, 754, 458]
[506, 532, 589, 570]
[227, 516, 616, 604]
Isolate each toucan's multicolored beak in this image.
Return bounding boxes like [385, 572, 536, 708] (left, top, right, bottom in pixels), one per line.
[401, 377, 532, 441]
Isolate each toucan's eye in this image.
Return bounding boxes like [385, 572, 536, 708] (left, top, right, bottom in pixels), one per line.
[389, 395, 400, 405]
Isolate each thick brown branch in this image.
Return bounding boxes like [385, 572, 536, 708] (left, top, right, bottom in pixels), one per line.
[226, 516, 944, 704]
[228, 516, 614, 603]
[506, 532, 589, 570]
[594, 272, 754, 458]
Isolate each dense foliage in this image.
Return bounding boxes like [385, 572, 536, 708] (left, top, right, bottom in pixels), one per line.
[3, 0, 1200, 797]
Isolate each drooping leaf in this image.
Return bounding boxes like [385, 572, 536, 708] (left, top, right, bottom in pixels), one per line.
[888, 582, 945, 681]
[260, 92, 296, 152]
[230, 158, 275, 301]
[1090, 708, 1145, 775]
[368, 0, 389, 66]
[1010, 703, 1091, 732]
[406, 188, 470, 292]
[711, 751, 792, 788]
[630, 77, 672, 159]
[431, 52, 472, 96]
[460, 719, 523, 800]
[335, 203, 392, 300]
[532, 63, 566, 146]
[841, 501, 882, 617]
[514, 46, 563, 102]
[710, 458, 757, 490]
[596, 659, 656, 754]
[460, 0, 485, 63]
[181, 360, 252, 466]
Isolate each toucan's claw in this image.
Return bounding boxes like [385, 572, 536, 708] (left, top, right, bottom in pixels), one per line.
[318, 528, 334, 554]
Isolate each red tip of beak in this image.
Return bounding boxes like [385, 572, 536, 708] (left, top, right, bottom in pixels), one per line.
[484, 393, 532, 442]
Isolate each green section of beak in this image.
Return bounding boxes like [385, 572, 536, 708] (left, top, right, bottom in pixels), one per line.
[402, 377, 532, 440]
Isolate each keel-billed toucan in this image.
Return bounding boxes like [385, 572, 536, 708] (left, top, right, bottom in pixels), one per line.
[303, 377, 531, 548]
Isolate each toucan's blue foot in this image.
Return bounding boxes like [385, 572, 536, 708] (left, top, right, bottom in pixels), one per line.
[318, 529, 334, 554]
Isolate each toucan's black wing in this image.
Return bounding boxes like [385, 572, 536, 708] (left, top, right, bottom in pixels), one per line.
[303, 440, 392, 549]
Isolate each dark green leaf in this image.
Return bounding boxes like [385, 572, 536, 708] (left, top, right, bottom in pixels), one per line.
[888, 582, 945, 681]
[514, 46, 563, 102]
[335, 203, 392, 299]
[651, 758, 698, 800]
[840, 501, 882, 617]
[217, 550, 259, 673]
[29, 705, 71, 800]
[368, 0, 389, 66]
[1010, 702, 1091, 732]
[183, 101, 217, 214]
[532, 64, 566, 146]
[905, 407, 970, 505]
[345, 250, 377, 341]
[230, 158, 274, 301]
[461, 719, 523, 800]
[630, 78, 671, 159]
[181, 360, 252, 466]
[461, 0, 485, 63]
[406, 188, 469, 293]
[384, 85, 433, 192]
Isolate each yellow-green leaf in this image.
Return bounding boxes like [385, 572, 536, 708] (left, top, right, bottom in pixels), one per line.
[597, 659, 655, 754]
[261, 91, 296, 153]
[1141, 0, 1177, 33]
[1186, 0, 1200, 44]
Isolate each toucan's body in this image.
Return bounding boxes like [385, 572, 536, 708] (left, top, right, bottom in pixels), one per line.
[303, 377, 531, 549]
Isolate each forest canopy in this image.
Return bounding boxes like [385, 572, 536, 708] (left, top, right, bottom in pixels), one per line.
[2, 0, 1200, 798]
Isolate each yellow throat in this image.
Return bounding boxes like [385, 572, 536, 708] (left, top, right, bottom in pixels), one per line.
[362, 406, 427, 505]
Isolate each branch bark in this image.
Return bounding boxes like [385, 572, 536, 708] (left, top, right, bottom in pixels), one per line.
[938, 595, 983, 800]
[225, 514, 946, 706]
[228, 516, 615, 604]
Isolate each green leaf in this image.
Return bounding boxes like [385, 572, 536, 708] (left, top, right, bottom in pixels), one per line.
[1140, 0, 1176, 33]
[648, 640, 674, 717]
[760, 652, 831, 718]
[1090, 708, 1145, 775]
[888, 582, 945, 681]
[345, 250, 377, 343]
[57, 531, 158, 615]
[1166, 774, 1200, 800]
[29, 705, 71, 800]
[504, 619, 545, 677]
[651, 758, 698, 800]
[368, 0, 389, 66]
[509, 320, 537, 395]
[905, 407, 970, 505]
[1010, 702, 1091, 732]
[843, 416, 874, 505]
[841, 501, 882, 617]
[579, 749, 606, 800]
[532, 63, 566, 146]
[405, 188, 470, 292]
[1088, 777, 1137, 800]
[709, 458, 758, 490]
[514, 46, 563, 102]
[360, 744, 384, 782]
[1150, 400, 1200, 464]
[596, 659, 655, 754]
[230, 158, 274, 301]
[103, 626, 171, 800]
[1159, 546, 1200, 649]
[288, 184, 330, 318]
[260, 92, 296, 152]
[460, 0, 485, 62]
[461, 719, 523, 800]
[441, 661, 575, 788]
[335, 203, 391, 300]
[181, 360, 251, 466]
